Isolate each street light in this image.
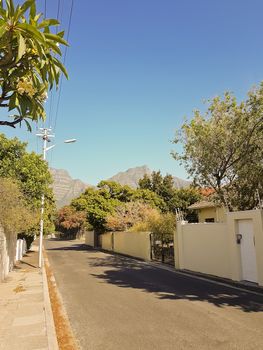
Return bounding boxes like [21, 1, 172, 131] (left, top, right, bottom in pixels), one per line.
[64, 139, 77, 144]
[36, 128, 76, 268]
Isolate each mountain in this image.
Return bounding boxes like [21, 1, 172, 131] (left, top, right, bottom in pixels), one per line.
[108, 165, 190, 188]
[50, 168, 89, 208]
[108, 165, 151, 188]
[50, 165, 190, 207]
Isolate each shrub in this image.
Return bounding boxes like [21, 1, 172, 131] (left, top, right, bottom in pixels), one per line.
[148, 213, 176, 237]
[0, 178, 38, 234]
[106, 202, 160, 232]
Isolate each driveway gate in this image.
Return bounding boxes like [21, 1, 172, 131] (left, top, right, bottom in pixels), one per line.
[150, 233, 174, 265]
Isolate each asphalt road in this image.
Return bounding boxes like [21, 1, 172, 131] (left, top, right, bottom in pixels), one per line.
[45, 239, 263, 350]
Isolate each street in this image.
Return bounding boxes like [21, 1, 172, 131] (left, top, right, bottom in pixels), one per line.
[45, 239, 263, 350]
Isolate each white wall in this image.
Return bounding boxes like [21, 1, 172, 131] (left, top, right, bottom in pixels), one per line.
[176, 222, 230, 279]
[101, 232, 113, 251]
[114, 231, 151, 261]
[85, 231, 95, 247]
[175, 209, 263, 286]
[0, 226, 18, 282]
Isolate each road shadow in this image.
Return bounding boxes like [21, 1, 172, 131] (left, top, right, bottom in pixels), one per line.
[87, 252, 263, 313]
[45, 241, 263, 313]
[45, 241, 90, 252]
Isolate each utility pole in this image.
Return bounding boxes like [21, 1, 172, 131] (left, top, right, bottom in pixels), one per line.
[36, 128, 76, 268]
[36, 128, 55, 268]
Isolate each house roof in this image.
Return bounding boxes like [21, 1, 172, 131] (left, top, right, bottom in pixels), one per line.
[199, 188, 215, 197]
[188, 200, 218, 210]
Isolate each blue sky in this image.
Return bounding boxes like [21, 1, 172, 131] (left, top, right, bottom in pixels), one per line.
[3, 0, 263, 185]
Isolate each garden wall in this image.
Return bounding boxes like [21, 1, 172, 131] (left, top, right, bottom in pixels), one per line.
[0, 226, 17, 282]
[101, 232, 114, 251]
[175, 209, 263, 286]
[175, 222, 230, 279]
[113, 231, 151, 261]
[85, 231, 95, 247]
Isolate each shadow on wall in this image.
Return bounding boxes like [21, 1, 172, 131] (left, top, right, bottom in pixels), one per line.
[46, 241, 263, 313]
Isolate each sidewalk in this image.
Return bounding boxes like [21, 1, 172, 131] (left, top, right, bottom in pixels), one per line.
[0, 243, 58, 350]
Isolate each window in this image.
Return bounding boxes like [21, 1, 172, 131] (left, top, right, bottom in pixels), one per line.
[205, 218, 215, 223]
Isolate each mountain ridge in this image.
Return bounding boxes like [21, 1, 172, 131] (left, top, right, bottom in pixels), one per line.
[50, 168, 90, 208]
[108, 165, 190, 188]
[50, 165, 191, 208]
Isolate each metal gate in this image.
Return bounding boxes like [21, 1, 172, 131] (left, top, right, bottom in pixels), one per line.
[150, 233, 174, 265]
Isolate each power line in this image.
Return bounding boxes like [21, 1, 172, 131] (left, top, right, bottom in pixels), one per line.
[50, 0, 72, 165]
[53, 0, 74, 131]
[56, 0, 61, 21]
[47, 87, 54, 128]
[47, 0, 63, 128]
[44, 0, 47, 18]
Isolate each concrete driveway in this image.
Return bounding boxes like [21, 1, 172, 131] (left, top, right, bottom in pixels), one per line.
[45, 239, 263, 350]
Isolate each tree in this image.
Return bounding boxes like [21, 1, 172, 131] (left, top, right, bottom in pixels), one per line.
[0, 0, 68, 129]
[0, 133, 55, 233]
[97, 180, 135, 202]
[0, 177, 38, 234]
[105, 202, 160, 232]
[172, 85, 263, 210]
[139, 171, 175, 209]
[138, 171, 200, 213]
[139, 171, 173, 197]
[71, 187, 121, 232]
[131, 188, 166, 211]
[166, 187, 201, 213]
[55, 206, 86, 238]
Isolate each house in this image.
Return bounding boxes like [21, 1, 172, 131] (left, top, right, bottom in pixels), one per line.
[188, 200, 226, 223]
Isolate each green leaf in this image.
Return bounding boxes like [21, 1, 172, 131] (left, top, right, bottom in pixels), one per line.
[57, 31, 65, 38]
[0, 23, 6, 39]
[20, 0, 35, 16]
[30, 1, 36, 18]
[46, 40, 62, 55]
[18, 94, 28, 115]
[32, 38, 44, 58]
[16, 33, 26, 62]
[38, 19, 59, 29]
[24, 119, 32, 132]
[0, 7, 6, 19]
[33, 13, 42, 22]
[6, 0, 15, 16]
[53, 57, 68, 79]
[44, 32, 68, 46]
[17, 23, 45, 43]
[8, 92, 19, 111]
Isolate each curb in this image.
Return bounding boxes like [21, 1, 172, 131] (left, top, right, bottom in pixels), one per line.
[42, 258, 59, 350]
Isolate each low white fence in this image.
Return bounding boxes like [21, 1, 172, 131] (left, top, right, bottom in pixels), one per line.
[16, 239, 27, 261]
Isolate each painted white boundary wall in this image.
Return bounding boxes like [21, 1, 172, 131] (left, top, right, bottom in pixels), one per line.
[175, 209, 263, 286]
[15, 239, 27, 261]
[92, 231, 152, 261]
[85, 231, 95, 247]
[0, 226, 28, 282]
[101, 232, 114, 251]
[113, 232, 151, 261]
